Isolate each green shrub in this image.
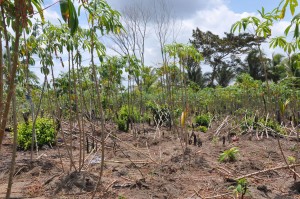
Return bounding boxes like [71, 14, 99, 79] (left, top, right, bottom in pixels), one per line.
[241, 116, 285, 135]
[219, 147, 239, 162]
[117, 119, 127, 132]
[117, 105, 140, 131]
[241, 117, 254, 131]
[194, 114, 211, 127]
[141, 112, 151, 123]
[263, 118, 285, 134]
[17, 117, 56, 150]
[196, 126, 208, 133]
[228, 178, 249, 198]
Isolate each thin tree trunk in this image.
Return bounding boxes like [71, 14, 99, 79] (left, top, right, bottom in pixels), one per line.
[50, 64, 77, 171]
[5, 1, 22, 195]
[90, 19, 106, 199]
[30, 75, 47, 163]
[0, 2, 22, 149]
[0, 18, 3, 123]
[5, 86, 18, 199]
[76, 57, 87, 170]
[71, 50, 83, 169]
[67, 49, 74, 171]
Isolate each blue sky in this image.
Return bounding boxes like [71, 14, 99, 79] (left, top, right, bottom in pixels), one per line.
[37, 0, 294, 79]
[227, 0, 281, 13]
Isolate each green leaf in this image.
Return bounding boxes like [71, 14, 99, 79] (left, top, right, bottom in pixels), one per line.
[284, 24, 292, 35]
[290, 0, 298, 15]
[270, 36, 287, 49]
[60, 0, 69, 22]
[31, 0, 45, 23]
[280, 0, 289, 19]
[295, 23, 299, 38]
[59, 0, 79, 36]
[252, 17, 261, 26]
[291, 12, 300, 23]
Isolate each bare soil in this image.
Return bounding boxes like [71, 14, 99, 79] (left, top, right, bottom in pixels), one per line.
[1, 121, 300, 199]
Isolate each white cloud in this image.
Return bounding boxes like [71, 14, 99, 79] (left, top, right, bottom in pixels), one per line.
[107, 0, 224, 20]
[271, 21, 291, 37]
[132, 3, 258, 69]
[181, 5, 256, 39]
[44, 10, 60, 24]
[40, 0, 292, 77]
[138, 3, 291, 69]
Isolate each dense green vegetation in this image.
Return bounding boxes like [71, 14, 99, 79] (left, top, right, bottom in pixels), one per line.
[17, 117, 56, 150]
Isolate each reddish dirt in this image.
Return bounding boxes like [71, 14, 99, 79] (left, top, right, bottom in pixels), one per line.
[0, 121, 300, 199]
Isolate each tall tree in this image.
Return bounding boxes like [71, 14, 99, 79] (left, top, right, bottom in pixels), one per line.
[238, 49, 269, 81]
[215, 56, 239, 87]
[190, 29, 265, 87]
[289, 53, 300, 77]
[268, 53, 286, 83]
[182, 56, 204, 88]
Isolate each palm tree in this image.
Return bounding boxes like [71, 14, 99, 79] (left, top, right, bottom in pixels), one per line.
[268, 53, 286, 83]
[289, 53, 300, 77]
[141, 66, 158, 93]
[183, 56, 205, 88]
[239, 49, 269, 81]
[216, 64, 235, 87]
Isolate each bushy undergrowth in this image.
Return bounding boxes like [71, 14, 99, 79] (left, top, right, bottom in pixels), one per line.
[17, 117, 56, 150]
[196, 125, 208, 133]
[194, 114, 211, 127]
[241, 115, 285, 135]
[262, 118, 286, 134]
[117, 105, 140, 131]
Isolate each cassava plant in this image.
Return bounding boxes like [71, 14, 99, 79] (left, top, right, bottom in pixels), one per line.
[219, 147, 239, 162]
[228, 178, 250, 199]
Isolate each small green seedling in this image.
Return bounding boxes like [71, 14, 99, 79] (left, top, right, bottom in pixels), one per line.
[228, 178, 249, 199]
[219, 147, 239, 162]
[211, 136, 218, 146]
[288, 156, 296, 164]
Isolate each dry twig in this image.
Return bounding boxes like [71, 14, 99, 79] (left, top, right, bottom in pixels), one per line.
[235, 163, 300, 180]
[214, 116, 230, 136]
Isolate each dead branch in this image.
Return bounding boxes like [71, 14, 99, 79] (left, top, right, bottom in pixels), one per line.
[193, 189, 204, 199]
[214, 116, 230, 136]
[120, 149, 145, 178]
[235, 163, 300, 180]
[105, 160, 151, 164]
[277, 136, 300, 179]
[102, 180, 117, 195]
[43, 173, 61, 185]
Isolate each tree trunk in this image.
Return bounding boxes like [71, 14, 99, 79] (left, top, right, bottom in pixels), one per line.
[0, 2, 22, 149]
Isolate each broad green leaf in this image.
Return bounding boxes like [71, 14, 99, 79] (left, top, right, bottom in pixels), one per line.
[31, 0, 45, 23]
[280, 0, 289, 19]
[284, 24, 292, 35]
[290, 0, 298, 15]
[295, 23, 299, 38]
[291, 12, 300, 22]
[60, 0, 79, 36]
[270, 36, 287, 48]
[60, 0, 69, 22]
